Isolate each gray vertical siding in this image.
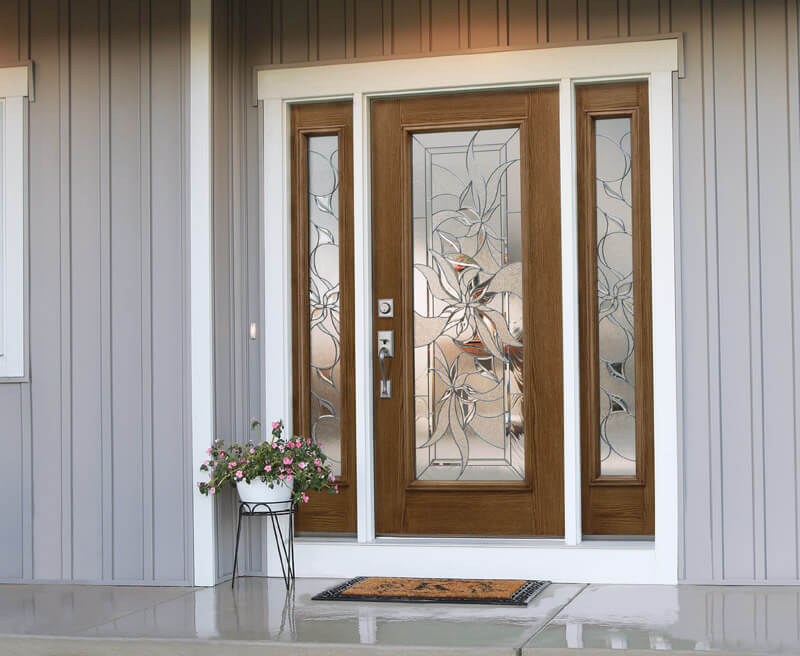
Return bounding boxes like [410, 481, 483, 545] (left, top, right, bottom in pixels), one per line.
[212, 0, 800, 583]
[0, 0, 193, 584]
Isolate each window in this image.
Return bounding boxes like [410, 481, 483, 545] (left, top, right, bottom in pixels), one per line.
[0, 67, 28, 379]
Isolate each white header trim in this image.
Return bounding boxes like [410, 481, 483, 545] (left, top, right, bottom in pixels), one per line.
[0, 66, 29, 99]
[258, 40, 678, 100]
[260, 38, 680, 583]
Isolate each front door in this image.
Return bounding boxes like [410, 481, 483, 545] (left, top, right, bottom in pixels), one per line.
[371, 89, 564, 536]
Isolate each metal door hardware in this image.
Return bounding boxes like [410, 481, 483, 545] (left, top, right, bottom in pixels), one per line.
[377, 330, 394, 398]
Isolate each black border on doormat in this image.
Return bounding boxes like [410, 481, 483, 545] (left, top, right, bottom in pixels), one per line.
[311, 577, 550, 606]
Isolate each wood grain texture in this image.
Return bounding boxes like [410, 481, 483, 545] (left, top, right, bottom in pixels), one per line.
[371, 88, 563, 537]
[291, 102, 357, 534]
[576, 81, 654, 536]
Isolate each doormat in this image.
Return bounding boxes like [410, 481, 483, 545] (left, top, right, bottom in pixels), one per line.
[312, 577, 549, 606]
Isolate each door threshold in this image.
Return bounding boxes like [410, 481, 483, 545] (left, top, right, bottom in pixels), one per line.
[294, 534, 656, 549]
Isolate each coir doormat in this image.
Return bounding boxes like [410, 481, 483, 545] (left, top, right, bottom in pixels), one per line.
[312, 577, 549, 606]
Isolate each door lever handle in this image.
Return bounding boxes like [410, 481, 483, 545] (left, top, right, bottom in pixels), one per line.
[378, 347, 392, 399]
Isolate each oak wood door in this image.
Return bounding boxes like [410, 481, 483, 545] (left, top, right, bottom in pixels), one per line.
[371, 89, 564, 536]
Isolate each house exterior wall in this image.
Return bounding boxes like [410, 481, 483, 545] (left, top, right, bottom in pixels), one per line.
[214, 0, 800, 584]
[0, 0, 193, 584]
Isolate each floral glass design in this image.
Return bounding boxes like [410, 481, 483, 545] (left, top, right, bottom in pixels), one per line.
[595, 117, 636, 476]
[411, 128, 524, 481]
[307, 135, 342, 476]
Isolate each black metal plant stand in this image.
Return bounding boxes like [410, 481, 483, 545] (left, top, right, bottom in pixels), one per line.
[232, 500, 297, 589]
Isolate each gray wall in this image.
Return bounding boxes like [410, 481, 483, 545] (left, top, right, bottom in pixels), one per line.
[214, 0, 800, 584]
[0, 0, 193, 584]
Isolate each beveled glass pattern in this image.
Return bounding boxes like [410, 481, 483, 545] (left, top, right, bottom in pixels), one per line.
[595, 117, 636, 477]
[412, 128, 524, 481]
[308, 135, 342, 476]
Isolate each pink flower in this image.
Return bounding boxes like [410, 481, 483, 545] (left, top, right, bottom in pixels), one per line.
[334, 484, 339, 492]
[249, 448, 255, 454]
[287, 441, 295, 449]
[264, 464, 272, 472]
[283, 457, 292, 465]
[272, 421, 280, 430]
[235, 470, 244, 479]
[279, 446, 285, 453]
[279, 474, 285, 480]
[302, 493, 309, 504]
[314, 458, 321, 466]
[209, 487, 216, 495]
[328, 473, 335, 481]
[228, 462, 234, 469]
[206, 447, 212, 455]
[203, 460, 209, 467]
[307, 438, 312, 445]
[297, 462, 307, 470]
[196, 482, 202, 489]
[317, 467, 322, 472]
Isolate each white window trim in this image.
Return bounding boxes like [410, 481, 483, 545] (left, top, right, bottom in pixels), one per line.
[256, 39, 679, 584]
[0, 66, 29, 380]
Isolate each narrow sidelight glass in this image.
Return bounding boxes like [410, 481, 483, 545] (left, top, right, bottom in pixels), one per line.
[411, 128, 524, 481]
[307, 135, 342, 476]
[594, 117, 636, 477]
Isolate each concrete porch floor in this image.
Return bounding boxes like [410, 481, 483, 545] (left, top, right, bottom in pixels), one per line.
[0, 578, 798, 655]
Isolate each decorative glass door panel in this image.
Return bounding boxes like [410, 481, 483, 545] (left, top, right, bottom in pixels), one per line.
[307, 134, 342, 476]
[411, 129, 525, 481]
[372, 89, 564, 537]
[593, 117, 636, 477]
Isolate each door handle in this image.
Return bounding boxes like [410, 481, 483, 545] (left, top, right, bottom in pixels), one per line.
[377, 330, 394, 399]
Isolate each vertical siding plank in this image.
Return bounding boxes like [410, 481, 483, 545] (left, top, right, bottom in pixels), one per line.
[755, 0, 799, 582]
[468, 0, 500, 48]
[712, 0, 756, 582]
[508, 0, 539, 46]
[458, 0, 469, 46]
[0, 386, 23, 578]
[391, 0, 422, 54]
[280, 0, 310, 63]
[139, 0, 155, 583]
[671, 0, 715, 582]
[629, 0, 660, 34]
[548, 0, 579, 42]
[28, 0, 64, 581]
[58, 0, 73, 582]
[151, 0, 190, 583]
[741, 0, 766, 583]
[788, 0, 800, 586]
[98, 0, 113, 585]
[318, 0, 347, 60]
[430, 0, 461, 51]
[353, 0, 383, 58]
[110, 0, 145, 581]
[0, 0, 19, 61]
[68, 0, 103, 582]
[587, 0, 620, 38]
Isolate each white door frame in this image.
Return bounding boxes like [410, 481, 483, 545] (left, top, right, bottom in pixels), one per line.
[257, 39, 680, 584]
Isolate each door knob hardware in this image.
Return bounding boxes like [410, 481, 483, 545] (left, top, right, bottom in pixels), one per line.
[377, 329, 394, 399]
[377, 298, 394, 318]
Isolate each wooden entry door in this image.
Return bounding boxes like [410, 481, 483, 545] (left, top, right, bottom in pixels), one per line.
[371, 89, 564, 536]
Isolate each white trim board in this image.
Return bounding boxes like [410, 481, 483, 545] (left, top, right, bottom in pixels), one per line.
[258, 38, 680, 584]
[189, 0, 216, 587]
[0, 78, 29, 379]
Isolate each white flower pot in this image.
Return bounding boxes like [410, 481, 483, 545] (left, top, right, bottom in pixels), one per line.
[236, 477, 294, 504]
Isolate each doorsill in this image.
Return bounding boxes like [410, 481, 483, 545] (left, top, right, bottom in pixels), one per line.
[294, 535, 656, 549]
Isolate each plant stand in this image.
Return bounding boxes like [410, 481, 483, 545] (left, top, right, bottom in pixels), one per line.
[232, 500, 297, 589]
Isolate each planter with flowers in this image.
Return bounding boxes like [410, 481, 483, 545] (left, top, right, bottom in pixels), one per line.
[197, 420, 338, 506]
